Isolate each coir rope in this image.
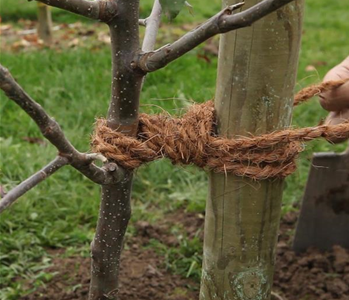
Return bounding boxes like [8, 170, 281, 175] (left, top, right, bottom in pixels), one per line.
[92, 79, 349, 180]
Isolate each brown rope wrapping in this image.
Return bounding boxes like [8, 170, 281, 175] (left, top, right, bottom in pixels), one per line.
[92, 80, 349, 180]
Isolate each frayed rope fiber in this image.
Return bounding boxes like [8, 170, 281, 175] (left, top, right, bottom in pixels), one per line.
[294, 79, 349, 106]
[92, 79, 349, 180]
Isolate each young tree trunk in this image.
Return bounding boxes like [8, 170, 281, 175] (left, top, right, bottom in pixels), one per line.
[88, 1, 144, 299]
[200, 1, 304, 299]
[37, 2, 53, 45]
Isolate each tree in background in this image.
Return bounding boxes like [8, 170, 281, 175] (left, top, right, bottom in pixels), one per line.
[37, 2, 53, 45]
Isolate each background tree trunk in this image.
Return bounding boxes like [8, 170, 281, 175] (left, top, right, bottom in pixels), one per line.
[200, 1, 304, 299]
[37, 2, 53, 45]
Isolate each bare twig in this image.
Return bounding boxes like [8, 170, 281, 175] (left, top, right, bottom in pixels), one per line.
[139, 19, 146, 26]
[0, 186, 7, 198]
[271, 291, 286, 300]
[0, 156, 69, 213]
[142, 0, 162, 52]
[0, 65, 122, 185]
[30, 0, 118, 22]
[136, 0, 295, 72]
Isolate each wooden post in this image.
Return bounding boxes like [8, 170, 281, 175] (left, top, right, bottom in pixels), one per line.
[37, 2, 53, 45]
[200, 1, 304, 299]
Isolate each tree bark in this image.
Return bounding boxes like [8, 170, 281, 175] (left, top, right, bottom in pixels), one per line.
[142, 0, 162, 52]
[37, 3, 53, 45]
[89, 1, 144, 299]
[34, 0, 118, 22]
[200, 1, 304, 299]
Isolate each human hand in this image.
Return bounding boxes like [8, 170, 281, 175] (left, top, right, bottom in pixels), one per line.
[319, 56, 349, 143]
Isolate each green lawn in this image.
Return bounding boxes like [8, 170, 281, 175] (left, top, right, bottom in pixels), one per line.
[0, 0, 348, 299]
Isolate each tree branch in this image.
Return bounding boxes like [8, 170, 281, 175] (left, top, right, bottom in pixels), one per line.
[30, 0, 118, 22]
[136, 0, 295, 72]
[0, 156, 69, 213]
[142, 0, 162, 52]
[0, 65, 123, 185]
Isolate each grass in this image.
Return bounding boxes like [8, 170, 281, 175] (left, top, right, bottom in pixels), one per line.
[0, 0, 348, 298]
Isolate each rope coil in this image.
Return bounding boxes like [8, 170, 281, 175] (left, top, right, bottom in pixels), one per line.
[92, 80, 349, 180]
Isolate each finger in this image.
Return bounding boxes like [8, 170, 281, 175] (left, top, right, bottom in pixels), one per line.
[324, 109, 349, 143]
[320, 56, 349, 111]
[324, 56, 349, 81]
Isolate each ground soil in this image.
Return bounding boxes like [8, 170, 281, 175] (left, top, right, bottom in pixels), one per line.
[21, 210, 349, 300]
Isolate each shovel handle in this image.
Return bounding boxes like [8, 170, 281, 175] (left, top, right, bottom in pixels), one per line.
[345, 143, 349, 156]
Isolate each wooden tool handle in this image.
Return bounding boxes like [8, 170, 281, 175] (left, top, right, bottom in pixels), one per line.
[345, 142, 349, 156]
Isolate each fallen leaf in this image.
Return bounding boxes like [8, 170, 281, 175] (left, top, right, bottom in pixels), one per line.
[305, 65, 316, 72]
[197, 53, 211, 64]
[23, 34, 39, 43]
[11, 39, 31, 51]
[68, 38, 80, 47]
[22, 137, 46, 146]
[19, 29, 37, 36]
[78, 29, 95, 37]
[312, 60, 327, 67]
[98, 32, 110, 44]
[0, 24, 12, 34]
[203, 43, 219, 56]
[18, 19, 36, 30]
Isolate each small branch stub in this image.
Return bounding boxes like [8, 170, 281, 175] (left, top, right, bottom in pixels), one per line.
[0, 64, 124, 186]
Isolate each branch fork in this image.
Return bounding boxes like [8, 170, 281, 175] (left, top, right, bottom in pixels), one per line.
[136, 0, 294, 73]
[0, 64, 124, 213]
[225, 1, 246, 14]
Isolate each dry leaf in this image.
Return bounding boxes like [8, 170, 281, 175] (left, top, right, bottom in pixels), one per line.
[12, 39, 31, 51]
[197, 53, 211, 64]
[68, 38, 80, 47]
[23, 34, 39, 43]
[0, 24, 12, 35]
[312, 60, 327, 67]
[22, 137, 46, 146]
[98, 32, 110, 44]
[305, 65, 316, 72]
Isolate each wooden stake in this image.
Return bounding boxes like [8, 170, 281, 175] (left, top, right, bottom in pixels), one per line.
[200, 1, 304, 299]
